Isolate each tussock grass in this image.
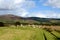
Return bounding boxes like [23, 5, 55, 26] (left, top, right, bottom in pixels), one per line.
[0, 26, 59, 40]
[0, 27, 45, 40]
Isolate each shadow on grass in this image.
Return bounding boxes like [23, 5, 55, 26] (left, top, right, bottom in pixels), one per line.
[50, 33, 60, 40]
[43, 33, 47, 40]
[43, 29, 60, 40]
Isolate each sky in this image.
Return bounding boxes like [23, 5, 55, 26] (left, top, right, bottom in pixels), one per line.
[0, 0, 60, 18]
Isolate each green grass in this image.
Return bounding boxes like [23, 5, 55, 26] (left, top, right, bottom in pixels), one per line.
[51, 31, 60, 38]
[0, 27, 45, 40]
[32, 28, 45, 40]
[0, 26, 59, 40]
[43, 30, 57, 40]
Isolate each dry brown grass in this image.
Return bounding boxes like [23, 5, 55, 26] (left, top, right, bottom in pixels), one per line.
[41, 25, 60, 32]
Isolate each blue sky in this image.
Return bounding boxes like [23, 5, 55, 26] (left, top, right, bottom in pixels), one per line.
[0, 0, 60, 18]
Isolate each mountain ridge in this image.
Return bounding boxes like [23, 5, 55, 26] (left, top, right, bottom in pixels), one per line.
[0, 14, 60, 25]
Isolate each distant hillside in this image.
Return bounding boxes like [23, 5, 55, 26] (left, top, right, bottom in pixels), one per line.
[0, 14, 60, 25]
[0, 14, 39, 24]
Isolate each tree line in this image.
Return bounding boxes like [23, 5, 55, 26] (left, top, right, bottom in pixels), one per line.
[0, 21, 60, 27]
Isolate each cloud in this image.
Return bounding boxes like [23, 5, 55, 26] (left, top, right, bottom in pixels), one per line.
[0, 0, 35, 17]
[0, 0, 15, 9]
[42, 11, 60, 18]
[26, 11, 60, 18]
[14, 0, 24, 4]
[0, 0, 24, 9]
[0, 0, 35, 9]
[32, 12, 47, 18]
[25, 12, 47, 18]
[14, 9, 29, 17]
[0, 0, 59, 18]
[43, 0, 60, 8]
[14, 0, 35, 17]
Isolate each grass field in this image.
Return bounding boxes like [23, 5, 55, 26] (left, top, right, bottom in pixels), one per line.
[0, 26, 59, 40]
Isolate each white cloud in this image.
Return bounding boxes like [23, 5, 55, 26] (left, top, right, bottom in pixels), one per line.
[43, 0, 60, 8]
[14, 0, 25, 4]
[0, 0, 59, 18]
[33, 12, 47, 18]
[27, 11, 60, 18]
[42, 11, 60, 18]
[0, 0, 35, 9]
[26, 12, 47, 18]
[20, 1, 36, 9]
[0, 0, 14, 9]
[0, 0, 35, 17]
[16, 9, 29, 17]
[7, 8, 29, 17]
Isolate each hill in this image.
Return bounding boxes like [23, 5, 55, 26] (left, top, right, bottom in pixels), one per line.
[0, 14, 39, 24]
[0, 14, 60, 25]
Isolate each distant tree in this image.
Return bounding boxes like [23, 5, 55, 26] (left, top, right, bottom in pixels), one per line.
[15, 22, 20, 26]
[0, 22, 4, 27]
